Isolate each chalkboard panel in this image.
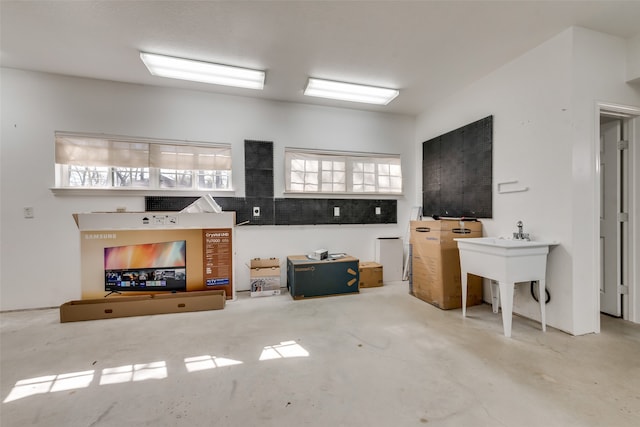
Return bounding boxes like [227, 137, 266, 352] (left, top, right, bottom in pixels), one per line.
[422, 116, 492, 218]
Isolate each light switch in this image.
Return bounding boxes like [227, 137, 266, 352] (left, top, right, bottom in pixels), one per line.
[334, 206, 340, 217]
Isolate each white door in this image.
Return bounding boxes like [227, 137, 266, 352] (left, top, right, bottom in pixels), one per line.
[600, 119, 623, 317]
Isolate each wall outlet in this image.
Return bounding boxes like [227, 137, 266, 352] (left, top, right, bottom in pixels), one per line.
[253, 206, 260, 217]
[375, 206, 381, 215]
[334, 206, 340, 217]
[23, 207, 34, 219]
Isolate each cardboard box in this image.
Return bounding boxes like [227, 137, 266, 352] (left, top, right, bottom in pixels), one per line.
[410, 220, 483, 309]
[250, 258, 281, 297]
[359, 262, 383, 288]
[287, 255, 359, 299]
[60, 290, 226, 322]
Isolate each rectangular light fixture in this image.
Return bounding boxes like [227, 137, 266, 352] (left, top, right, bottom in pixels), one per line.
[304, 78, 399, 105]
[140, 52, 265, 90]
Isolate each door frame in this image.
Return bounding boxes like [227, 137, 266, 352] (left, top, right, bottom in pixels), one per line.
[599, 118, 622, 317]
[594, 102, 640, 331]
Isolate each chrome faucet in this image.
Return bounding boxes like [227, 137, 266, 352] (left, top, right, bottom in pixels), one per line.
[513, 221, 530, 240]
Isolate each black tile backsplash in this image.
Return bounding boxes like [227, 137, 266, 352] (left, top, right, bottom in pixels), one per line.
[275, 198, 396, 225]
[243, 197, 275, 226]
[145, 196, 199, 212]
[274, 198, 327, 225]
[147, 196, 396, 226]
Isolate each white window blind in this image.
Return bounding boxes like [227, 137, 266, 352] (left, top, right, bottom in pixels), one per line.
[55, 132, 232, 190]
[150, 144, 231, 170]
[55, 136, 149, 168]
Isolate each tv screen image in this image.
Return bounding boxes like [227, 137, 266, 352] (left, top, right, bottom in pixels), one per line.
[104, 240, 187, 292]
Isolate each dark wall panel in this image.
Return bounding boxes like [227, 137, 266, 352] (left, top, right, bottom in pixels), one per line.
[245, 140, 274, 198]
[244, 140, 274, 169]
[422, 116, 493, 218]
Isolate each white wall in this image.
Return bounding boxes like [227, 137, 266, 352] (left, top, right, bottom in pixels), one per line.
[415, 27, 640, 335]
[570, 27, 640, 332]
[627, 34, 640, 83]
[0, 68, 416, 310]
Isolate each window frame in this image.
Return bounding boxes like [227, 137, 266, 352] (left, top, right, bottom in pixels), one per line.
[284, 148, 403, 196]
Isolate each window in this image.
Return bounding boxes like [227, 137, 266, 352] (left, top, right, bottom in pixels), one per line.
[55, 133, 232, 191]
[285, 149, 401, 194]
[321, 160, 346, 192]
[351, 160, 376, 192]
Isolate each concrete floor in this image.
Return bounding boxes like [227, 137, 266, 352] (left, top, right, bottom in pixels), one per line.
[1, 283, 639, 427]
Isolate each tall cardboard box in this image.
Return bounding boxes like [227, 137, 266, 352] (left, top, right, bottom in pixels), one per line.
[250, 258, 281, 297]
[410, 219, 483, 309]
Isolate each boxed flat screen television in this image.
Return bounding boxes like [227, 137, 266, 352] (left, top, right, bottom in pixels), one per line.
[104, 240, 187, 293]
[73, 212, 236, 300]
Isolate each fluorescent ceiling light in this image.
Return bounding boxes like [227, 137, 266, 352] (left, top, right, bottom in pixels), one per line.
[304, 78, 399, 105]
[140, 52, 265, 90]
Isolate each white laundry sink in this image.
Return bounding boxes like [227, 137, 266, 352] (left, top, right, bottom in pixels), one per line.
[454, 237, 558, 337]
[456, 236, 554, 249]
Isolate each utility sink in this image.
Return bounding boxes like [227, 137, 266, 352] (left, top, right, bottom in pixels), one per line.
[456, 237, 555, 249]
[454, 237, 558, 338]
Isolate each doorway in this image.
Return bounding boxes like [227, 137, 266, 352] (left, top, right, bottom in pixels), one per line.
[597, 103, 639, 324]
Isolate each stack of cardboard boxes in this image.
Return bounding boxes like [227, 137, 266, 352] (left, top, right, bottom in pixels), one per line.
[410, 219, 483, 309]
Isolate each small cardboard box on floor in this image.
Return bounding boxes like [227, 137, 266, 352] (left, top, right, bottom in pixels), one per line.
[250, 258, 281, 297]
[410, 219, 483, 309]
[359, 262, 383, 288]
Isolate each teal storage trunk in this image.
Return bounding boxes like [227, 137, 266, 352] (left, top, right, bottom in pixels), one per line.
[286, 255, 360, 299]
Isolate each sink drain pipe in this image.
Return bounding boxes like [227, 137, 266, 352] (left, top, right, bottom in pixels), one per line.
[530, 281, 551, 304]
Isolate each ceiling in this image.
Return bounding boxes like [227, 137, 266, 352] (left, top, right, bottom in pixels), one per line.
[2, 1, 640, 116]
